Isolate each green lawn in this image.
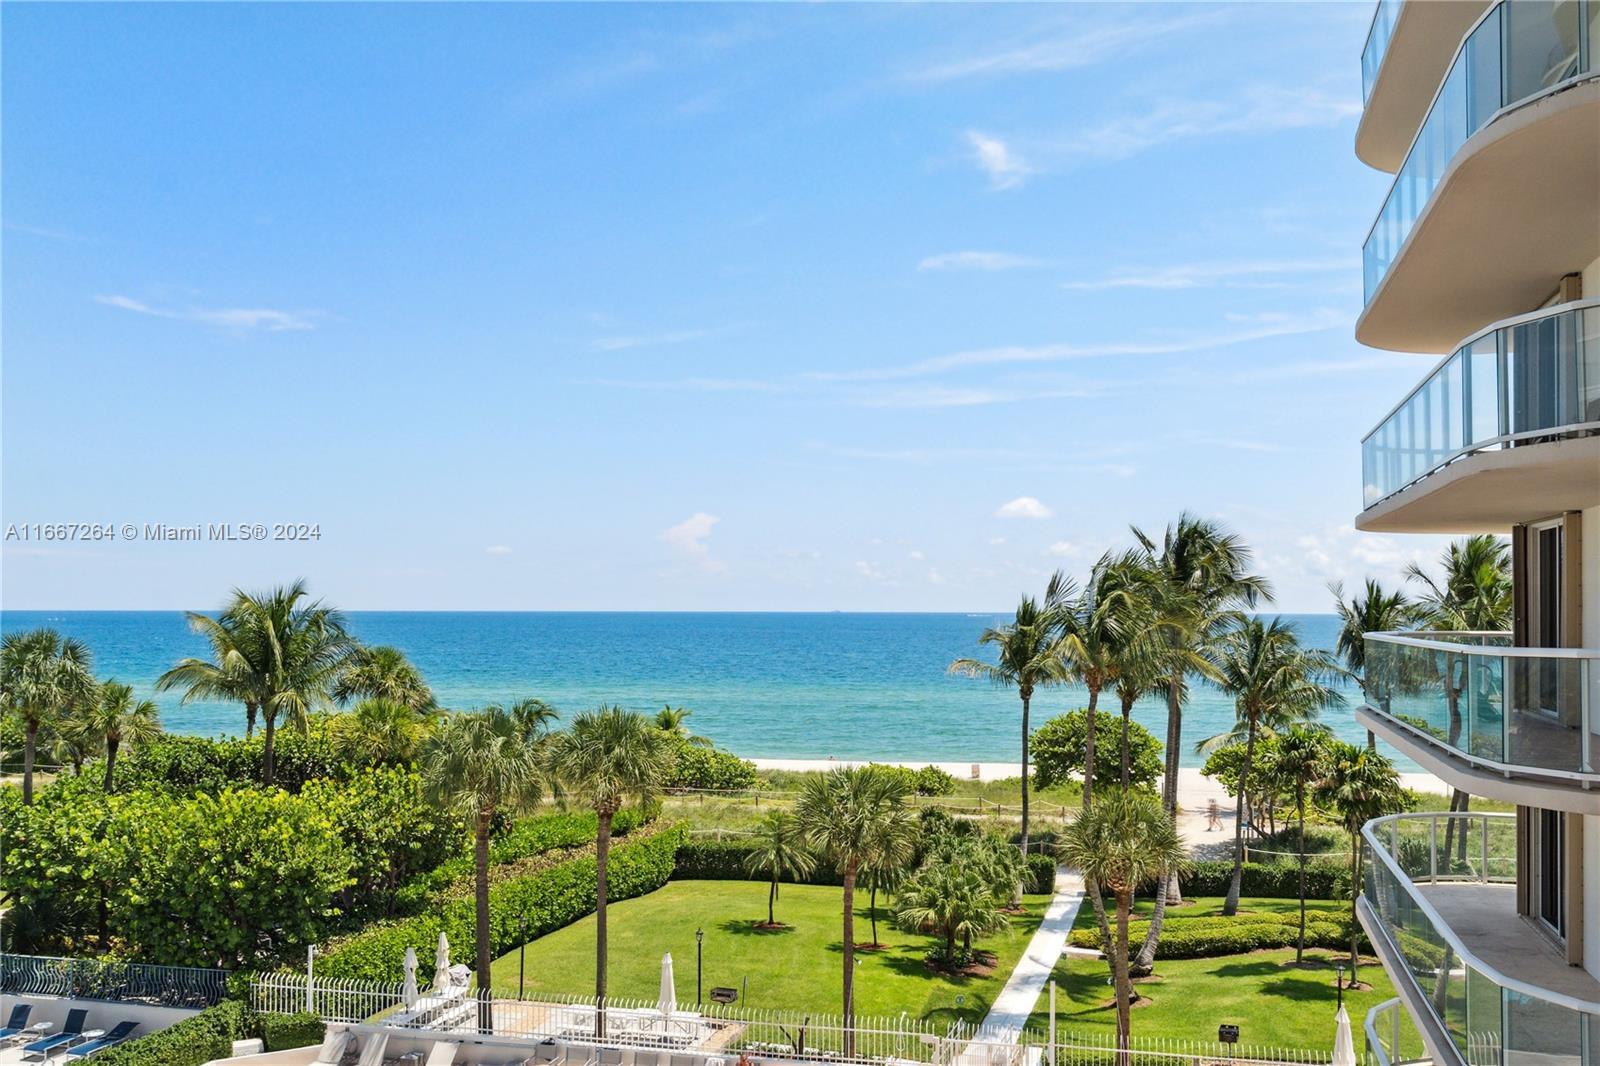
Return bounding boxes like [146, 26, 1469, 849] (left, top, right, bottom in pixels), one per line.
[1029, 895, 1399, 1048]
[491, 879, 1050, 1026]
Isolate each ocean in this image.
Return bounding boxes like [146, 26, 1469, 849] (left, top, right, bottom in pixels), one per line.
[0, 610, 1404, 769]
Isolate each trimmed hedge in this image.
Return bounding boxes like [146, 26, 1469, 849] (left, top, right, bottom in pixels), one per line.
[1067, 909, 1355, 959]
[91, 1000, 255, 1066]
[1182, 860, 1350, 900]
[673, 839, 1055, 895]
[1025, 853, 1055, 895]
[318, 823, 684, 981]
[260, 1011, 326, 1051]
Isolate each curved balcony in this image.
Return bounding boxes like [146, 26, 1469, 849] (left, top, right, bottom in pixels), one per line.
[1359, 633, 1600, 802]
[1363, 997, 1430, 1066]
[1358, 0, 1600, 352]
[1357, 301, 1600, 532]
[1359, 0, 1495, 172]
[1360, 811, 1600, 1066]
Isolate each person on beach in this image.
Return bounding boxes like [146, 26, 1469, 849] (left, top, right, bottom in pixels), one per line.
[1206, 798, 1222, 831]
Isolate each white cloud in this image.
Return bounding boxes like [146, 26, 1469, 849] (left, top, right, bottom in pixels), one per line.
[814, 308, 1347, 383]
[1054, 87, 1360, 163]
[927, 568, 946, 585]
[484, 545, 513, 556]
[908, 549, 926, 561]
[1062, 258, 1357, 291]
[1045, 540, 1084, 558]
[846, 384, 1099, 409]
[576, 377, 785, 392]
[907, 14, 1213, 82]
[1232, 354, 1406, 383]
[966, 131, 1032, 190]
[988, 537, 1008, 546]
[660, 512, 726, 573]
[996, 497, 1052, 520]
[918, 251, 1049, 272]
[96, 294, 318, 332]
[592, 327, 722, 352]
[855, 560, 884, 581]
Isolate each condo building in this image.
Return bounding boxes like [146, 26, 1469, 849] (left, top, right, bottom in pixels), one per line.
[1351, 3, 1600, 1066]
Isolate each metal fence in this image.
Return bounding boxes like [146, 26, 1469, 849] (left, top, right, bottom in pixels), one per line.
[0, 953, 228, 1008]
[251, 975, 1331, 1066]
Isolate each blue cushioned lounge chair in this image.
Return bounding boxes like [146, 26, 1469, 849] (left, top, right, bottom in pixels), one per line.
[64, 1021, 139, 1059]
[22, 1007, 87, 1060]
[0, 1003, 34, 1044]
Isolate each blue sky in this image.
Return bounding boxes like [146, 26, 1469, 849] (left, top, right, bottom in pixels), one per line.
[1, 2, 1449, 612]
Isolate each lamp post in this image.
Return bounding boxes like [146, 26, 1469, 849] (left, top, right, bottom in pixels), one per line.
[306, 945, 322, 1015]
[1336, 963, 1346, 1008]
[695, 928, 704, 1005]
[518, 915, 529, 1000]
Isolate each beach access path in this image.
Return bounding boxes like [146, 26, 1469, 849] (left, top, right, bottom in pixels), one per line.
[975, 864, 1085, 1037]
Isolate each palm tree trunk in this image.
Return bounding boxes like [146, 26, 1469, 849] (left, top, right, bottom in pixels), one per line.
[596, 809, 614, 1035]
[1082, 703, 1098, 810]
[1347, 829, 1361, 984]
[262, 711, 277, 786]
[1119, 693, 1134, 786]
[1131, 877, 1166, 976]
[870, 883, 879, 947]
[23, 717, 38, 805]
[246, 701, 257, 739]
[769, 877, 778, 927]
[1020, 692, 1031, 866]
[103, 739, 120, 793]
[1114, 887, 1133, 1066]
[1296, 790, 1307, 963]
[842, 864, 857, 1058]
[475, 811, 494, 1034]
[1223, 719, 1257, 916]
[1162, 680, 1181, 814]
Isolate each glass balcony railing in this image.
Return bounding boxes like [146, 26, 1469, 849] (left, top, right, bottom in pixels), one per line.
[1362, 0, 1405, 102]
[1362, 631, 1600, 779]
[1362, 811, 1598, 1066]
[1365, 997, 1433, 1066]
[1362, 0, 1599, 302]
[1360, 300, 1600, 509]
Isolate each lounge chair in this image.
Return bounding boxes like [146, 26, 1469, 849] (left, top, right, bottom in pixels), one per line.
[355, 1032, 388, 1066]
[0, 1004, 34, 1044]
[313, 1030, 354, 1065]
[65, 1022, 139, 1058]
[21, 1007, 87, 1060]
[424, 1041, 460, 1066]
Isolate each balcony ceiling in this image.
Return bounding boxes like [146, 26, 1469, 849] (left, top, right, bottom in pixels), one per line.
[1356, 0, 1493, 173]
[1356, 436, 1600, 533]
[1356, 79, 1600, 353]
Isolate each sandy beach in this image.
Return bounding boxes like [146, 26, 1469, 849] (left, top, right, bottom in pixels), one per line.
[750, 756, 1448, 854]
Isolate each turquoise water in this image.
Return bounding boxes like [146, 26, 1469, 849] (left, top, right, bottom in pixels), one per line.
[0, 610, 1401, 768]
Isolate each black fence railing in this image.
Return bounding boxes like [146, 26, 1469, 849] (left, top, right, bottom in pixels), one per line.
[0, 953, 229, 1008]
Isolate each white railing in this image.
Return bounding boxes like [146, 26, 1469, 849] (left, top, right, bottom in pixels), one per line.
[252, 976, 1331, 1066]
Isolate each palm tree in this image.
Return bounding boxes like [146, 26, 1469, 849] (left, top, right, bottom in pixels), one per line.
[1315, 741, 1407, 984]
[949, 573, 1071, 860]
[160, 582, 357, 785]
[861, 803, 918, 948]
[1330, 578, 1418, 753]
[422, 706, 546, 1032]
[334, 646, 434, 710]
[654, 705, 711, 747]
[793, 766, 910, 1054]
[1405, 536, 1512, 858]
[743, 811, 817, 928]
[77, 681, 163, 791]
[334, 698, 435, 765]
[894, 861, 1007, 967]
[1273, 726, 1329, 963]
[547, 707, 672, 1017]
[1207, 618, 1344, 915]
[0, 629, 95, 804]
[1058, 789, 1189, 1062]
[508, 698, 560, 743]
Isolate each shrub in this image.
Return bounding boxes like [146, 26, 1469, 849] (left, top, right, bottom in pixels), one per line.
[90, 1000, 254, 1066]
[1025, 853, 1055, 895]
[1066, 909, 1354, 958]
[114, 730, 344, 794]
[1032, 710, 1163, 793]
[318, 824, 684, 981]
[259, 1011, 326, 1051]
[911, 765, 957, 796]
[664, 744, 758, 791]
[673, 839, 844, 886]
[1182, 859, 1349, 899]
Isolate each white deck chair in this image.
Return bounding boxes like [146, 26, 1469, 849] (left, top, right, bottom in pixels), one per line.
[313, 1030, 354, 1065]
[355, 1032, 389, 1066]
[424, 1040, 461, 1066]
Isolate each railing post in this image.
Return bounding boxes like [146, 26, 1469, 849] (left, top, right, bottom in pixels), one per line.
[1429, 816, 1439, 882]
[1481, 817, 1490, 883]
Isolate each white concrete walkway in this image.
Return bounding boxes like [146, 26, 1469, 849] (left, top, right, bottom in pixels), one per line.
[978, 865, 1086, 1037]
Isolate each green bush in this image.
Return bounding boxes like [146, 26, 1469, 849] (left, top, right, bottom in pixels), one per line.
[259, 1011, 325, 1051]
[1032, 710, 1163, 793]
[673, 839, 846, 885]
[91, 1000, 255, 1066]
[1067, 909, 1354, 958]
[1182, 859, 1349, 899]
[1025, 853, 1055, 895]
[911, 765, 957, 796]
[114, 730, 344, 794]
[318, 824, 685, 981]
[664, 744, 758, 791]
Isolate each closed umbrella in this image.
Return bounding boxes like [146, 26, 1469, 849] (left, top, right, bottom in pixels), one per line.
[659, 953, 677, 1023]
[1332, 1006, 1356, 1066]
[402, 947, 419, 1008]
[434, 932, 453, 994]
